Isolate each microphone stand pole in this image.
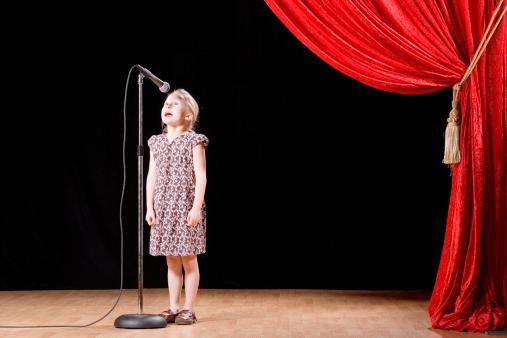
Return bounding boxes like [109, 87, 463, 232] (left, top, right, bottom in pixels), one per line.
[114, 73, 167, 329]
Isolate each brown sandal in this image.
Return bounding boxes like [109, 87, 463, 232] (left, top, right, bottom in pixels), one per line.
[175, 309, 197, 325]
[160, 309, 179, 323]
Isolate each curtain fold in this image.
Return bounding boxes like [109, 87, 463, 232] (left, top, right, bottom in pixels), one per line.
[264, 0, 506, 332]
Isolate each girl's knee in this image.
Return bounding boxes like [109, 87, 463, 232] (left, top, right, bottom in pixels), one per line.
[181, 255, 197, 262]
[166, 256, 182, 268]
[181, 255, 198, 269]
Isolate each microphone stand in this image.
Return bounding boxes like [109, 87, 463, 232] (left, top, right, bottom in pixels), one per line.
[114, 73, 167, 329]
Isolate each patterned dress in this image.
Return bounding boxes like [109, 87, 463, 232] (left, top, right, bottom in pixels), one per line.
[147, 131, 209, 256]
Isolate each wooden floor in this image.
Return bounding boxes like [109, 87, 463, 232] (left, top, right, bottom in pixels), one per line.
[0, 289, 486, 337]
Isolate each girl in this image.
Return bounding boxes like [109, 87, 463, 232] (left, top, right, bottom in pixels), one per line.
[145, 89, 208, 325]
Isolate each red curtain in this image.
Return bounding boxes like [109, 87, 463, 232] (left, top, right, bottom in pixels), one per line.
[264, 0, 506, 332]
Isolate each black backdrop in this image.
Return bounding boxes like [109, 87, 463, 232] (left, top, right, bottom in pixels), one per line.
[1, 1, 451, 290]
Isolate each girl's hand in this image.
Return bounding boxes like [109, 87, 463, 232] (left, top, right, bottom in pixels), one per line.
[145, 208, 157, 226]
[186, 207, 201, 227]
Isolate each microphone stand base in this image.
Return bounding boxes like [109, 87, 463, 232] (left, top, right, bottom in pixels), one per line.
[114, 314, 167, 329]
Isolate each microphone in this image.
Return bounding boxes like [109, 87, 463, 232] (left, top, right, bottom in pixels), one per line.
[135, 65, 170, 93]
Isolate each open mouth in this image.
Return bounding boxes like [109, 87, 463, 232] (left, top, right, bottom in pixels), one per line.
[164, 112, 173, 117]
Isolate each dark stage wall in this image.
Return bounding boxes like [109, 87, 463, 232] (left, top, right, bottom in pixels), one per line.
[1, 1, 450, 290]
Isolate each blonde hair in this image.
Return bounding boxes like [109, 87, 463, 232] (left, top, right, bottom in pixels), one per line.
[162, 88, 200, 132]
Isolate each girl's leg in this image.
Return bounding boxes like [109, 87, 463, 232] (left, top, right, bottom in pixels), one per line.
[166, 256, 183, 312]
[181, 255, 199, 312]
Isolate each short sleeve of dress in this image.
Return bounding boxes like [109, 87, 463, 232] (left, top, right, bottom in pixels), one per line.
[147, 135, 157, 151]
[191, 133, 209, 148]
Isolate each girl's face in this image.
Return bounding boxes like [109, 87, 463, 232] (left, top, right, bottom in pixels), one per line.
[161, 94, 190, 127]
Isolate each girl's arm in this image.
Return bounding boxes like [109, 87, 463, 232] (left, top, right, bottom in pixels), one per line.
[192, 144, 207, 210]
[146, 150, 157, 211]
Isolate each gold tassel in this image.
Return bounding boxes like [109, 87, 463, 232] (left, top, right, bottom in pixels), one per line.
[442, 84, 461, 165]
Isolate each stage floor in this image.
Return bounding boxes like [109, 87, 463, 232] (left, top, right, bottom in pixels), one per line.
[0, 289, 484, 337]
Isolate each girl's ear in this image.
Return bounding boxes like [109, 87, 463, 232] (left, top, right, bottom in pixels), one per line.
[185, 113, 192, 121]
